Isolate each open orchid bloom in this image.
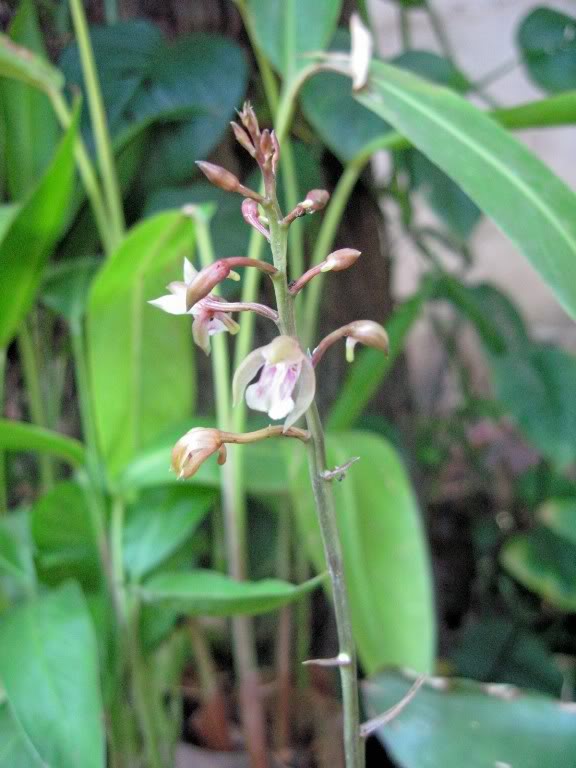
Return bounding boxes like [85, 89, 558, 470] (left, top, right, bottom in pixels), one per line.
[172, 427, 227, 480]
[233, 336, 315, 430]
[149, 258, 239, 355]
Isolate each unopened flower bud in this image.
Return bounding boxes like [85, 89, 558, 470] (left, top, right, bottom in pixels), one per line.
[321, 248, 361, 273]
[172, 427, 225, 479]
[242, 198, 270, 241]
[271, 131, 280, 175]
[305, 189, 330, 212]
[231, 121, 256, 157]
[238, 101, 260, 141]
[195, 161, 263, 202]
[345, 320, 389, 362]
[196, 161, 242, 193]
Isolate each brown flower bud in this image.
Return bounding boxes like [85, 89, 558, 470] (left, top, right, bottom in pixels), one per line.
[271, 131, 280, 175]
[345, 320, 389, 362]
[321, 248, 361, 273]
[186, 260, 232, 310]
[196, 161, 241, 193]
[241, 198, 270, 241]
[172, 428, 225, 479]
[231, 121, 256, 157]
[238, 101, 260, 141]
[305, 189, 330, 212]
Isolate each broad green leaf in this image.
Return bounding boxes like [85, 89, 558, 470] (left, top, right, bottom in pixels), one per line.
[0, 704, 42, 768]
[138, 569, 324, 616]
[0, 582, 105, 768]
[61, 25, 248, 187]
[41, 257, 100, 324]
[328, 292, 426, 430]
[518, 8, 576, 93]
[31, 481, 100, 589]
[0, 419, 85, 466]
[453, 616, 563, 697]
[538, 497, 576, 546]
[0, 32, 63, 92]
[0, 0, 60, 199]
[87, 212, 195, 475]
[364, 669, 576, 768]
[501, 526, 576, 612]
[355, 59, 576, 319]
[0, 513, 35, 590]
[0, 107, 77, 347]
[247, 0, 342, 80]
[0, 204, 19, 239]
[293, 431, 435, 674]
[115, 421, 291, 496]
[123, 485, 216, 579]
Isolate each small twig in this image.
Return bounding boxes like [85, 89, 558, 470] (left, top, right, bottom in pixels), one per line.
[360, 675, 426, 739]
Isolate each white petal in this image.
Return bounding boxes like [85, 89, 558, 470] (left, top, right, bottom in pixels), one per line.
[184, 258, 197, 284]
[269, 395, 295, 420]
[192, 317, 211, 355]
[168, 281, 187, 296]
[148, 293, 187, 315]
[350, 12, 372, 91]
[245, 382, 270, 414]
[232, 348, 265, 407]
[284, 356, 316, 430]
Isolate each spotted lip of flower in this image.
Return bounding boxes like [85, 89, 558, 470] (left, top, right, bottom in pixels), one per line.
[172, 427, 226, 480]
[148, 258, 239, 355]
[233, 336, 316, 431]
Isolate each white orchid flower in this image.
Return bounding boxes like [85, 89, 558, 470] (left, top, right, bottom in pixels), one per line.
[233, 336, 315, 430]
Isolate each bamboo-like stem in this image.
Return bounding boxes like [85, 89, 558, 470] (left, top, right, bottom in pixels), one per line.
[48, 89, 114, 256]
[265, 193, 363, 768]
[17, 320, 54, 491]
[68, 0, 125, 247]
[274, 500, 293, 751]
[195, 214, 270, 768]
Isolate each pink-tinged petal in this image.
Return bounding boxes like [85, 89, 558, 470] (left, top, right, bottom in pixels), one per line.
[192, 315, 211, 355]
[232, 348, 265, 407]
[207, 317, 228, 336]
[284, 356, 315, 430]
[268, 394, 295, 420]
[184, 258, 197, 284]
[148, 293, 187, 315]
[219, 313, 240, 334]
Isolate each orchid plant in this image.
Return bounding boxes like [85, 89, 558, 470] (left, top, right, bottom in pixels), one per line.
[150, 104, 389, 768]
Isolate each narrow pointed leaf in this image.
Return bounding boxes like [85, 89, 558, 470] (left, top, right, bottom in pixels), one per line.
[138, 569, 324, 616]
[354, 60, 576, 319]
[0, 419, 85, 466]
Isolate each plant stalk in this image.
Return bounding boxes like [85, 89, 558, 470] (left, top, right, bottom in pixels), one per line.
[265, 197, 363, 768]
[195, 214, 270, 768]
[0, 347, 7, 513]
[68, 0, 125, 248]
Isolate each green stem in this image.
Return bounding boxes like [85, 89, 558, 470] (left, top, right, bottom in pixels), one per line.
[399, 6, 411, 50]
[425, 0, 456, 62]
[68, 0, 125, 248]
[0, 347, 7, 513]
[18, 319, 54, 492]
[195, 214, 269, 768]
[48, 89, 114, 256]
[266, 200, 363, 768]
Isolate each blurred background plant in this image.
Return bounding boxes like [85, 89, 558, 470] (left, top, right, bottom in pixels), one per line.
[0, 0, 576, 767]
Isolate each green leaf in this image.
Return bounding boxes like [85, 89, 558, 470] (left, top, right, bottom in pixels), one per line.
[453, 616, 563, 697]
[0, 32, 63, 92]
[0, 107, 77, 347]
[41, 257, 100, 324]
[0, 704, 42, 768]
[0, 582, 105, 768]
[138, 569, 324, 616]
[87, 212, 195, 475]
[293, 432, 435, 674]
[355, 59, 576, 319]
[31, 481, 100, 589]
[60, 25, 248, 187]
[0, 513, 35, 589]
[328, 292, 426, 430]
[518, 8, 576, 93]
[0, 0, 60, 199]
[123, 486, 216, 579]
[247, 0, 342, 80]
[363, 669, 576, 768]
[0, 419, 85, 466]
[501, 526, 576, 612]
[538, 497, 576, 546]
[394, 50, 470, 91]
[115, 421, 291, 496]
